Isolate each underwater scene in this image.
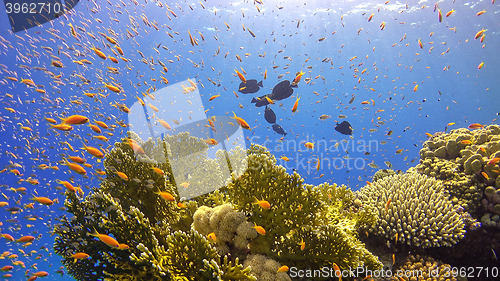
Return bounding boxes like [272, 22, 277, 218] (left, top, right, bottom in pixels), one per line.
[0, 0, 499, 280]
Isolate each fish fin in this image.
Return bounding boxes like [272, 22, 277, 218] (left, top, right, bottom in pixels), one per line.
[258, 80, 263, 87]
[290, 83, 298, 88]
[251, 97, 257, 103]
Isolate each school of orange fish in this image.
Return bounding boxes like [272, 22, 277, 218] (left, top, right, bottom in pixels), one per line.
[0, 0, 497, 279]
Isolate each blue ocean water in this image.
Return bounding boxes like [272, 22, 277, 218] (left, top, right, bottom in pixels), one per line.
[0, 0, 498, 280]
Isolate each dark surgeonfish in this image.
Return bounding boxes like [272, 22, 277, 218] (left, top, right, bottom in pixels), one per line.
[335, 121, 353, 135]
[272, 124, 287, 136]
[251, 80, 294, 107]
[238, 80, 263, 94]
[264, 106, 276, 124]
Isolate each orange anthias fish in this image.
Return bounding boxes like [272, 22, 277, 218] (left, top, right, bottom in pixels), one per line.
[16, 236, 35, 243]
[474, 28, 486, 40]
[151, 167, 165, 175]
[31, 196, 54, 206]
[91, 45, 107, 59]
[88, 228, 120, 248]
[293, 70, 305, 84]
[50, 124, 74, 131]
[418, 39, 423, 49]
[304, 142, 315, 149]
[63, 158, 87, 175]
[291, 94, 300, 113]
[209, 94, 220, 101]
[81, 143, 105, 158]
[104, 83, 121, 93]
[253, 198, 271, 209]
[207, 232, 216, 242]
[115, 171, 129, 180]
[468, 123, 484, 129]
[204, 138, 218, 145]
[155, 191, 175, 202]
[277, 265, 289, 272]
[127, 139, 145, 155]
[332, 263, 341, 280]
[231, 111, 251, 130]
[235, 69, 246, 83]
[70, 252, 90, 263]
[156, 118, 171, 130]
[252, 223, 266, 235]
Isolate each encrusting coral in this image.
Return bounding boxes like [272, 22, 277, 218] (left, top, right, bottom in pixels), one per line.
[416, 125, 500, 217]
[358, 172, 466, 248]
[54, 132, 382, 280]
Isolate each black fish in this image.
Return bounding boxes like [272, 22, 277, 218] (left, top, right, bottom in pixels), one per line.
[264, 106, 276, 124]
[251, 95, 271, 107]
[335, 121, 353, 135]
[252, 80, 294, 107]
[272, 124, 287, 136]
[270, 80, 294, 100]
[238, 80, 263, 94]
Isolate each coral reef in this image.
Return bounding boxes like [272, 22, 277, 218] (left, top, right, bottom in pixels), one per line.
[416, 125, 500, 215]
[243, 255, 291, 281]
[483, 186, 500, 216]
[358, 172, 466, 248]
[54, 132, 255, 280]
[390, 255, 457, 281]
[54, 133, 382, 280]
[192, 204, 258, 255]
[373, 168, 396, 182]
[217, 144, 382, 270]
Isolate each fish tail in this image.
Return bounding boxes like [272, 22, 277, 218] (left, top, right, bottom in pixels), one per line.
[88, 227, 98, 237]
[58, 116, 67, 124]
[258, 80, 263, 87]
[251, 97, 257, 103]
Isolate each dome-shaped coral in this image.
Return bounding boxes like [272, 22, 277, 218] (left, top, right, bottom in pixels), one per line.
[358, 172, 465, 248]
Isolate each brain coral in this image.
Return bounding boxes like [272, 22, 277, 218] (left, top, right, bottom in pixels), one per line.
[358, 172, 466, 248]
